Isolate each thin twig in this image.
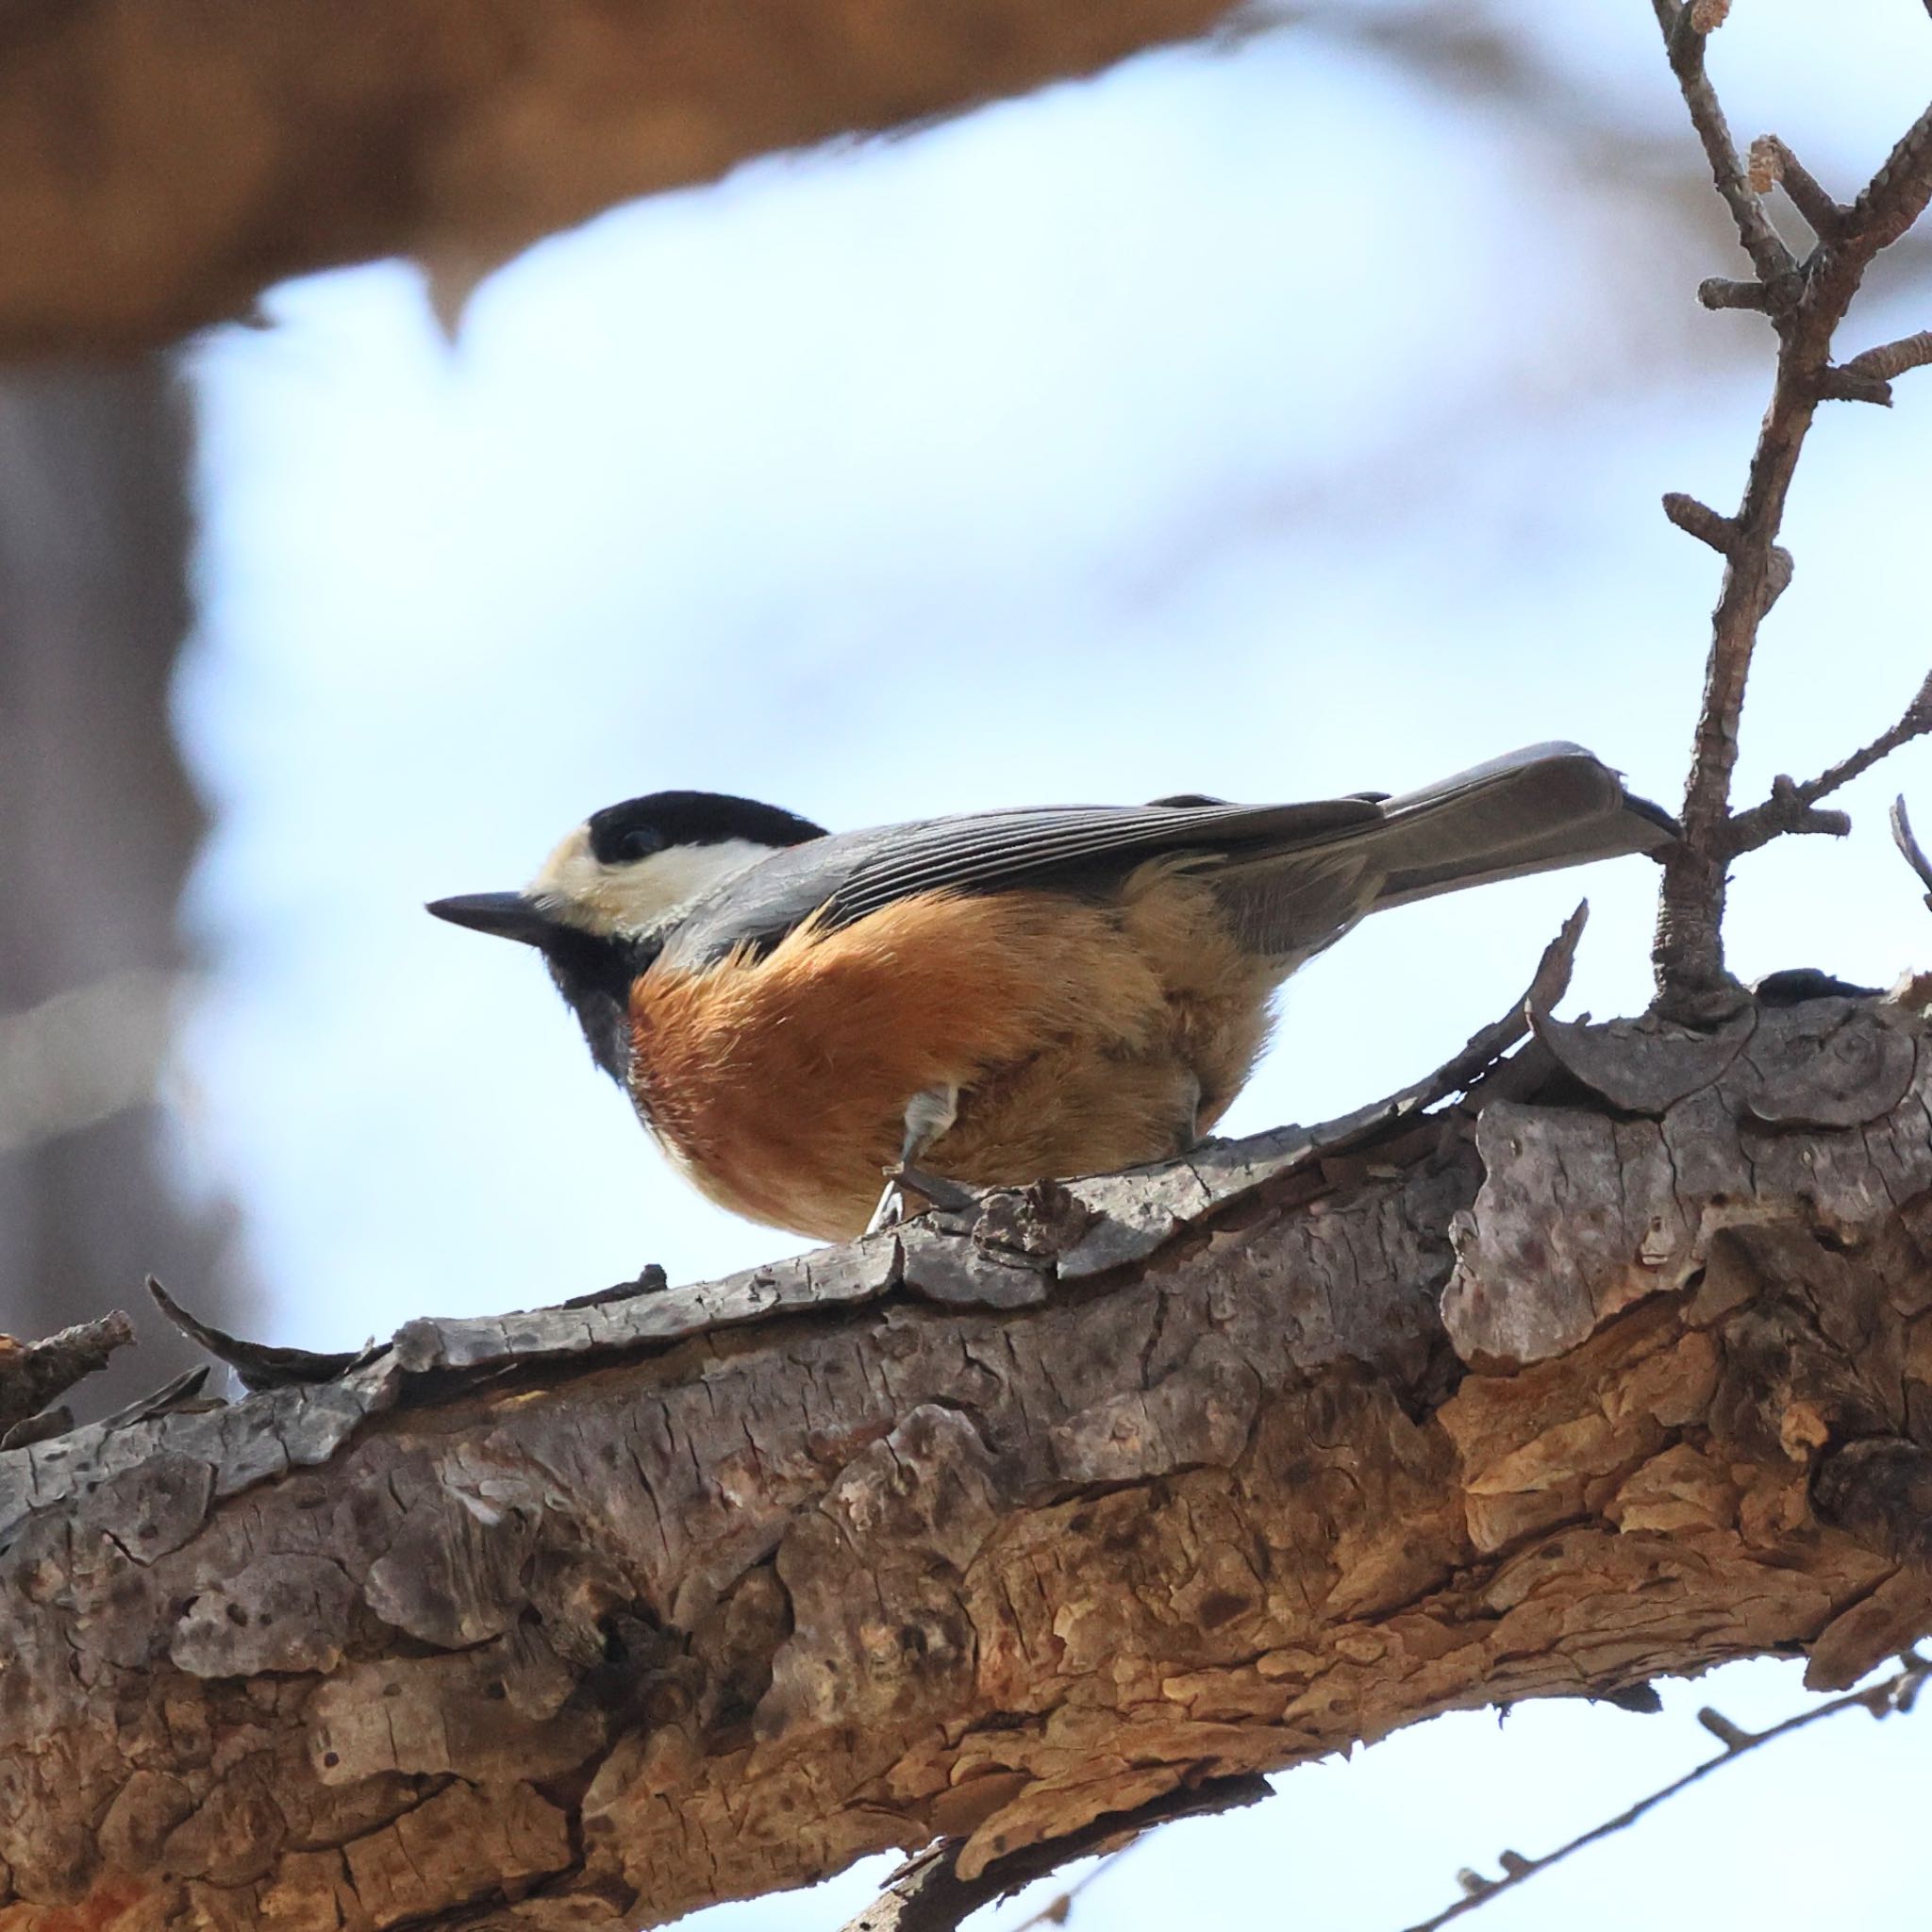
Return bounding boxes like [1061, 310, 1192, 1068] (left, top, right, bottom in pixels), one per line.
[1748, 133, 1846, 240]
[1649, 11, 1932, 1021]
[1001, 1843, 1141, 1932]
[1651, 0, 1794, 286]
[1726, 670, 1932, 857]
[1400, 1655, 1931, 1932]
[1843, 329, 1932, 383]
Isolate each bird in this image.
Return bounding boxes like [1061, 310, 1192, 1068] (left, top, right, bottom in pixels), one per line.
[428, 743, 1674, 1243]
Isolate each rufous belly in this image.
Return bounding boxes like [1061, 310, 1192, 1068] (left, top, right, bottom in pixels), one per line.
[626, 867, 1278, 1241]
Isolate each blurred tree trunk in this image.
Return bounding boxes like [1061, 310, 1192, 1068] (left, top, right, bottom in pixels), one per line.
[0, 362, 240, 1412]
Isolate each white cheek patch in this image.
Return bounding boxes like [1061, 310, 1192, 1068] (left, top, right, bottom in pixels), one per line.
[527, 829, 774, 939]
[604, 841, 774, 932]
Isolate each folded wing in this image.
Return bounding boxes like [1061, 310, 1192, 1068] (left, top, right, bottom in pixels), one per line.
[659, 743, 1674, 972]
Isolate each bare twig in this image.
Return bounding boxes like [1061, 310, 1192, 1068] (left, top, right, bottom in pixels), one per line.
[1843, 329, 1932, 384]
[1652, 0, 1794, 286]
[1726, 671, 1932, 857]
[1748, 133, 1846, 240]
[1649, 8, 1932, 1021]
[1401, 1655, 1931, 1932]
[1890, 795, 1932, 908]
[1001, 1844, 1141, 1932]
[1659, 493, 1792, 607]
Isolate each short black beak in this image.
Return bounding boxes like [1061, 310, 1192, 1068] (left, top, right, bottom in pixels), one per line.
[425, 891, 558, 948]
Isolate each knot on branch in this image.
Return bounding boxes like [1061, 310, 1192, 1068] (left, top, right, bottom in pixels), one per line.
[1659, 493, 1794, 610]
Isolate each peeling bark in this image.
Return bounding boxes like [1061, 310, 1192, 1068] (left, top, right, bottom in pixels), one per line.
[0, 0, 1238, 356]
[2, 995, 1931, 1931]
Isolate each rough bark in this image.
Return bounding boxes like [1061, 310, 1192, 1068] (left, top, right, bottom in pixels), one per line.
[3, 993, 1931, 1932]
[0, 0, 1237, 356]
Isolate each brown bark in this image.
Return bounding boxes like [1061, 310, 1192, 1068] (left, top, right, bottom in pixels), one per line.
[0, 0, 1236, 357]
[2, 992, 1930, 1929]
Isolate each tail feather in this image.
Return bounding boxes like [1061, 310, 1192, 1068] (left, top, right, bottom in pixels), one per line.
[1367, 741, 1675, 911]
[1211, 743, 1674, 958]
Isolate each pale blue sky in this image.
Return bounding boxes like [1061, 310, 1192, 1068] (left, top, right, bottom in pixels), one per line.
[169, 4, 1929, 1927]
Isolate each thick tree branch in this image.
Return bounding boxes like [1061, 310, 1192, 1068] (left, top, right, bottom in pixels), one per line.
[1649, 7, 1932, 1021]
[0, 0, 1240, 356]
[3, 996, 1931, 1930]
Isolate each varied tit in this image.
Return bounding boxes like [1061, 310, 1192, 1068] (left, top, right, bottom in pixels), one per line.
[429, 743, 1674, 1243]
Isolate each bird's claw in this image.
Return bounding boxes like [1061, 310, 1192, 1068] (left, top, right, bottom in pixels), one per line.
[863, 1163, 980, 1234]
[889, 1163, 980, 1216]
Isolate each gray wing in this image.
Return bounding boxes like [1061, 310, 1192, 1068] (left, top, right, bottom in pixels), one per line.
[657, 795, 1383, 969]
[660, 743, 1674, 971]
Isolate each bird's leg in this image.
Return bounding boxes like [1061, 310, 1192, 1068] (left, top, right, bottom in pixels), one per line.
[864, 1086, 963, 1233]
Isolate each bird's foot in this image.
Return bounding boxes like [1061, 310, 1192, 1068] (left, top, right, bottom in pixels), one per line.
[863, 1163, 980, 1234]
[864, 1178, 908, 1237]
[891, 1162, 980, 1216]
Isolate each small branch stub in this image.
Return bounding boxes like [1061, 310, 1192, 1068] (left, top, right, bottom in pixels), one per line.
[1697, 276, 1773, 311]
[1815, 365, 1894, 408]
[1748, 134, 1846, 239]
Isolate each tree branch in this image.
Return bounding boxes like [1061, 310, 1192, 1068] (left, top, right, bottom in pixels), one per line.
[1649, 10, 1932, 1021]
[1842, 328, 1932, 389]
[1401, 1655, 1930, 1932]
[0, 1312, 134, 1442]
[3, 997, 1931, 1929]
[0, 0, 1242, 354]
[1724, 671, 1932, 858]
[1748, 134, 1847, 242]
[1651, 0, 1795, 287]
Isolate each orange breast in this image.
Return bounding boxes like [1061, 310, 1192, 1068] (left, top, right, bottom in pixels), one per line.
[626, 870, 1279, 1241]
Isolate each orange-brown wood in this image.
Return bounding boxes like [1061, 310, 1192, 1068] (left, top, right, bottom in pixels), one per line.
[626, 866, 1280, 1239]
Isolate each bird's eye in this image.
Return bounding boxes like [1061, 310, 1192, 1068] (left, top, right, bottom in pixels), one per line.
[613, 827, 664, 863]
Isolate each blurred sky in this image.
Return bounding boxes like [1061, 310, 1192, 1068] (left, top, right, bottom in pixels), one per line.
[168, 2, 1930, 1928]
